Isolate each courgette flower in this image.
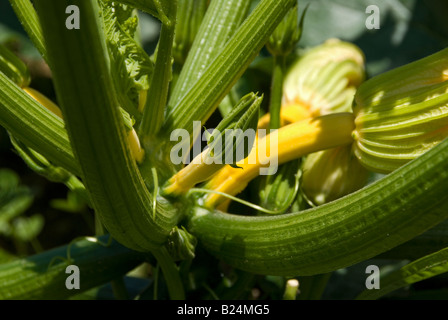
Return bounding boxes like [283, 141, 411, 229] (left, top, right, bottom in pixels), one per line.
[352, 48, 448, 173]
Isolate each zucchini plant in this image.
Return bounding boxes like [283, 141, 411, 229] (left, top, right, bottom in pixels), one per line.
[0, 0, 447, 300]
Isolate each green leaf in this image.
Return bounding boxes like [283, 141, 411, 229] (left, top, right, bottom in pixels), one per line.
[298, 0, 447, 76]
[111, 0, 173, 24]
[0, 169, 34, 230]
[12, 214, 44, 242]
[100, 0, 154, 118]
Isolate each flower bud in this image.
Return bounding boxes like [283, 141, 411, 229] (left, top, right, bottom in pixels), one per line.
[267, 4, 306, 57]
[302, 145, 369, 206]
[166, 226, 197, 261]
[352, 48, 448, 173]
[283, 39, 365, 116]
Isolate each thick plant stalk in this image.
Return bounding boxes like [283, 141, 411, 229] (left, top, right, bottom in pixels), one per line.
[9, 0, 47, 58]
[163, 0, 297, 136]
[168, 0, 250, 108]
[188, 136, 448, 276]
[34, 0, 179, 252]
[172, 0, 208, 67]
[0, 236, 144, 300]
[0, 73, 78, 176]
[139, 0, 177, 137]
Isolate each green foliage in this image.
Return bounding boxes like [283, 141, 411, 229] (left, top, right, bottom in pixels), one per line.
[0, 0, 447, 301]
[100, 0, 154, 117]
[0, 168, 43, 254]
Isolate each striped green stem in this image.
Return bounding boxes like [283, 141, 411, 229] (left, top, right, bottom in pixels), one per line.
[139, 0, 177, 137]
[34, 0, 179, 252]
[0, 236, 144, 300]
[357, 246, 448, 300]
[0, 73, 78, 176]
[168, 0, 250, 108]
[9, 0, 47, 59]
[162, 0, 296, 138]
[188, 137, 448, 276]
[269, 55, 286, 129]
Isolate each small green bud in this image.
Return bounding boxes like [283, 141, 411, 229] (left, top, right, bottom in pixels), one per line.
[0, 45, 31, 88]
[119, 107, 135, 132]
[302, 146, 369, 206]
[9, 135, 72, 184]
[166, 226, 197, 261]
[353, 48, 448, 173]
[283, 39, 365, 116]
[267, 4, 307, 57]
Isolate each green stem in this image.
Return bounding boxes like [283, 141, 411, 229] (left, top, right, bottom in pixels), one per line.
[187, 137, 448, 276]
[34, 0, 179, 252]
[172, 0, 208, 67]
[189, 178, 299, 214]
[9, 0, 46, 59]
[283, 278, 299, 300]
[168, 0, 250, 108]
[218, 271, 256, 300]
[357, 247, 448, 300]
[162, 0, 296, 137]
[152, 247, 185, 300]
[378, 219, 448, 260]
[0, 236, 144, 300]
[269, 55, 286, 130]
[297, 273, 332, 300]
[0, 73, 78, 175]
[65, 175, 91, 207]
[139, 0, 177, 138]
